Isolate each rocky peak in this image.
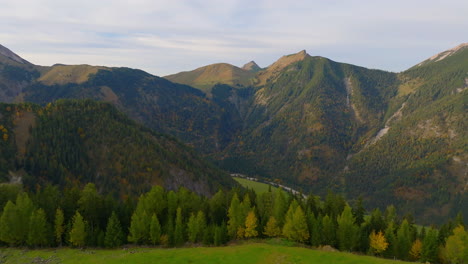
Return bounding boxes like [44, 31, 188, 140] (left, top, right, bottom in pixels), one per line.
[242, 61, 261, 72]
[0, 44, 29, 64]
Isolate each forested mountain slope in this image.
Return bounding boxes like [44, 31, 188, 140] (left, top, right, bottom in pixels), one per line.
[0, 100, 235, 197]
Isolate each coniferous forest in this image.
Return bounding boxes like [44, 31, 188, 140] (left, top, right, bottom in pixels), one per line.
[0, 183, 466, 263]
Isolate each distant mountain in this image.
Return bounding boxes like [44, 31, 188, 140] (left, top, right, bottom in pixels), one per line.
[0, 100, 235, 197]
[242, 61, 261, 72]
[164, 63, 255, 93]
[0, 45, 40, 102]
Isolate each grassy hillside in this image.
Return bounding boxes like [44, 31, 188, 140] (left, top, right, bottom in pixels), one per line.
[0, 100, 235, 197]
[1, 243, 413, 264]
[165, 63, 255, 93]
[232, 177, 279, 194]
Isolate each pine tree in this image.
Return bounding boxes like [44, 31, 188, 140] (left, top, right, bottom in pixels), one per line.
[292, 206, 309, 243]
[273, 188, 287, 227]
[369, 230, 388, 255]
[309, 213, 322, 246]
[69, 211, 86, 247]
[227, 193, 241, 239]
[54, 208, 65, 247]
[128, 210, 149, 244]
[396, 219, 412, 260]
[244, 210, 258, 238]
[27, 208, 49, 247]
[149, 213, 161, 245]
[195, 211, 206, 242]
[352, 196, 365, 226]
[322, 214, 336, 247]
[337, 205, 359, 251]
[104, 212, 124, 248]
[263, 216, 281, 237]
[15, 192, 34, 244]
[383, 221, 397, 258]
[174, 207, 184, 246]
[420, 228, 439, 263]
[0, 201, 19, 246]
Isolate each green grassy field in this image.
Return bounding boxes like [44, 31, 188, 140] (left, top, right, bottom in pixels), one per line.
[233, 177, 279, 194]
[0, 242, 412, 264]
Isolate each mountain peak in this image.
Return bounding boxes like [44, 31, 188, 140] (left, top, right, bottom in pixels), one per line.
[415, 43, 468, 67]
[0, 44, 29, 64]
[242, 61, 261, 72]
[255, 50, 309, 85]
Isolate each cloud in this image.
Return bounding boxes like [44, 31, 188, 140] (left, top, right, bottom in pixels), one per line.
[1, 0, 467, 75]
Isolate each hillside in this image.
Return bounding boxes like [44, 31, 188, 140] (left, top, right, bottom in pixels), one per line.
[0, 100, 235, 197]
[165, 63, 256, 93]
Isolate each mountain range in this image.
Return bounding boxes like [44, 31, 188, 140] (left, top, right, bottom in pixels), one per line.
[0, 43, 466, 223]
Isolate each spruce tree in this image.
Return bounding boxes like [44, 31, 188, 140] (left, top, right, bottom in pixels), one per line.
[227, 193, 241, 239]
[149, 213, 161, 245]
[104, 212, 124, 248]
[174, 207, 184, 246]
[54, 208, 65, 247]
[273, 188, 287, 227]
[27, 208, 49, 247]
[309, 213, 322, 246]
[322, 215, 336, 247]
[187, 213, 198, 243]
[69, 211, 86, 247]
[0, 201, 19, 246]
[128, 211, 149, 244]
[396, 219, 412, 260]
[292, 206, 309, 243]
[337, 205, 359, 251]
[420, 228, 439, 263]
[383, 221, 397, 258]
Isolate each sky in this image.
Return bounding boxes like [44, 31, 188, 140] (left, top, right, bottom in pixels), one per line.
[1, 0, 467, 76]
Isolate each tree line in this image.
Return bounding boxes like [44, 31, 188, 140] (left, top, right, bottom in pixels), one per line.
[0, 183, 466, 263]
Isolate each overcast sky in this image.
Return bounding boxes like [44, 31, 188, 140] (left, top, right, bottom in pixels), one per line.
[1, 0, 467, 76]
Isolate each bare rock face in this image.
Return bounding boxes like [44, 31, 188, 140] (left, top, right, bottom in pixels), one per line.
[0, 44, 29, 64]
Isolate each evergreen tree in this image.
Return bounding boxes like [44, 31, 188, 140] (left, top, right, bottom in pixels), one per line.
[336, 205, 359, 251]
[263, 216, 281, 237]
[383, 221, 397, 258]
[213, 222, 228, 246]
[27, 208, 49, 247]
[227, 193, 241, 239]
[149, 213, 161, 245]
[128, 210, 149, 244]
[174, 207, 184, 246]
[420, 228, 439, 263]
[195, 211, 206, 242]
[352, 196, 365, 226]
[396, 219, 412, 260]
[244, 210, 258, 238]
[104, 212, 124, 248]
[187, 213, 198, 243]
[0, 201, 19, 246]
[273, 188, 287, 227]
[54, 208, 65, 246]
[322, 214, 336, 247]
[209, 190, 227, 225]
[69, 211, 86, 247]
[309, 213, 322, 246]
[15, 192, 34, 244]
[292, 206, 309, 243]
[282, 202, 298, 240]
